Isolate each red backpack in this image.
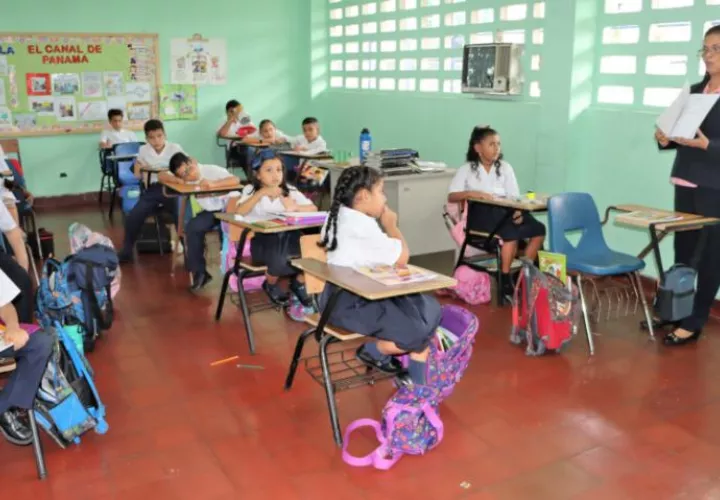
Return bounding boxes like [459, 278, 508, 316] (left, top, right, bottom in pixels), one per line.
[510, 261, 579, 355]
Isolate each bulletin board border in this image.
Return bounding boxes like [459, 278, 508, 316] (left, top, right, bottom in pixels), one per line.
[0, 32, 160, 138]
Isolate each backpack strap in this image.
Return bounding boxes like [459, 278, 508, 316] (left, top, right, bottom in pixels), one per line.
[341, 418, 402, 470]
[82, 262, 114, 331]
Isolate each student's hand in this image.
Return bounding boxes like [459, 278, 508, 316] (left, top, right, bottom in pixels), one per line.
[380, 206, 399, 229]
[674, 129, 709, 150]
[655, 128, 670, 147]
[3, 325, 29, 350]
[199, 180, 211, 190]
[471, 191, 492, 200]
[260, 186, 283, 199]
[512, 210, 523, 225]
[281, 196, 298, 211]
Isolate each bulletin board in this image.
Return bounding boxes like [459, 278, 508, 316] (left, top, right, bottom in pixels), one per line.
[0, 32, 160, 137]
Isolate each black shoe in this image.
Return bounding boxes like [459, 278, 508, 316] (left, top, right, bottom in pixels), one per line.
[356, 346, 403, 374]
[0, 410, 33, 446]
[118, 250, 134, 264]
[189, 272, 213, 292]
[289, 279, 313, 308]
[262, 281, 289, 306]
[393, 371, 413, 388]
[663, 328, 702, 346]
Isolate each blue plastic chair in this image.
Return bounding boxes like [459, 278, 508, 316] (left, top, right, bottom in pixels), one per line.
[547, 192, 655, 355]
[107, 142, 142, 218]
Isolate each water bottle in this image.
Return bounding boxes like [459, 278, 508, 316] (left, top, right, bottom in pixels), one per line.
[359, 128, 372, 163]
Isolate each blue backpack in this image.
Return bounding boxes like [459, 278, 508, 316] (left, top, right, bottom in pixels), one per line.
[34, 322, 109, 447]
[36, 243, 118, 352]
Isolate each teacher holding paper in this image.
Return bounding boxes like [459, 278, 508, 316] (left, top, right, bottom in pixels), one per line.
[654, 25, 720, 347]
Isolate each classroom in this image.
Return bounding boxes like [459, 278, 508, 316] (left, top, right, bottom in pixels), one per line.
[1, 0, 720, 497]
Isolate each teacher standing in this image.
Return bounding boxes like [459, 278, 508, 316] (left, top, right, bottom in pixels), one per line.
[655, 25, 720, 347]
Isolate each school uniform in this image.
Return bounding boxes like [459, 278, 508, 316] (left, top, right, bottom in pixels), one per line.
[0, 269, 54, 416]
[0, 203, 32, 323]
[319, 206, 441, 353]
[285, 135, 328, 179]
[238, 185, 312, 276]
[448, 160, 546, 242]
[184, 164, 238, 276]
[120, 142, 184, 256]
[100, 127, 138, 146]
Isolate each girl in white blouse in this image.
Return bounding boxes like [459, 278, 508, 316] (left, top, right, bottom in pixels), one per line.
[448, 126, 545, 297]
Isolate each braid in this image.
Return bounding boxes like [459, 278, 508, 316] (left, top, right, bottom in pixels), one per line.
[318, 166, 381, 251]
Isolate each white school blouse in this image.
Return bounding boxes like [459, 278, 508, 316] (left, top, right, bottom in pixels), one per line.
[136, 142, 184, 184]
[191, 164, 238, 212]
[237, 185, 312, 218]
[324, 206, 402, 268]
[448, 161, 520, 198]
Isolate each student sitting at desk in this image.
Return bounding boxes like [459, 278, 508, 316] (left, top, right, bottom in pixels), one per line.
[291, 117, 327, 154]
[229, 149, 316, 306]
[447, 126, 546, 297]
[318, 166, 442, 385]
[167, 153, 240, 292]
[118, 119, 184, 263]
[243, 119, 289, 147]
[99, 109, 138, 148]
[217, 99, 256, 139]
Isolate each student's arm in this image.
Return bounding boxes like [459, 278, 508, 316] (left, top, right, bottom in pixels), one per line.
[379, 207, 410, 266]
[134, 157, 148, 179]
[204, 175, 240, 189]
[217, 117, 235, 138]
[447, 165, 491, 203]
[157, 171, 178, 184]
[282, 190, 317, 212]
[5, 227, 28, 271]
[233, 187, 279, 216]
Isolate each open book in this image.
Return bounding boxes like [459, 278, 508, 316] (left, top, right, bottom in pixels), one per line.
[354, 264, 437, 286]
[621, 211, 684, 224]
[656, 83, 720, 140]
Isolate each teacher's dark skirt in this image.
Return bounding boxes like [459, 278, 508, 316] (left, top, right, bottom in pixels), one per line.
[318, 284, 442, 353]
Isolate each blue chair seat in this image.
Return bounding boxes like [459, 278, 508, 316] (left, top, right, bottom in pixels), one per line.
[568, 251, 645, 276]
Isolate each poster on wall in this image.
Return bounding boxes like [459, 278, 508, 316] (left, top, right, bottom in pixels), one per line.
[170, 34, 226, 85]
[158, 84, 197, 121]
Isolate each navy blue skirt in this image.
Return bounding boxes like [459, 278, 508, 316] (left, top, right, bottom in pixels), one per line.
[319, 284, 442, 353]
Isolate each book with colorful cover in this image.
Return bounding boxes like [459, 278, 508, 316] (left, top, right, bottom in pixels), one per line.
[354, 264, 437, 286]
[538, 250, 567, 284]
[269, 211, 328, 225]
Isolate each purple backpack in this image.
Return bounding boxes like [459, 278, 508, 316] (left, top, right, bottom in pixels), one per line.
[220, 222, 264, 292]
[342, 305, 478, 469]
[341, 385, 443, 470]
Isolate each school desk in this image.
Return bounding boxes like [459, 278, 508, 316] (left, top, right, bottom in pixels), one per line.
[213, 213, 326, 354]
[160, 179, 244, 273]
[139, 166, 167, 187]
[288, 257, 456, 445]
[604, 203, 720, 330]
[458, 193, 549, 307]
[278, 150, 334, 160]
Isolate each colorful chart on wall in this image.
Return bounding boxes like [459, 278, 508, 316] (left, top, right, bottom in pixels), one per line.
[158, 84, 197, 121]
[0, 32, 159, 136]
[170, 34, 226, 86]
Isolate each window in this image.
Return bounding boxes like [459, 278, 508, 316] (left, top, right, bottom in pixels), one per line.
[595, 0, 717, 106]
[327, 0, 547, 95]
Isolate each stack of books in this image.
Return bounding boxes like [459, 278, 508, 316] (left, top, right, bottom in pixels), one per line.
[365, 149, 419, 176]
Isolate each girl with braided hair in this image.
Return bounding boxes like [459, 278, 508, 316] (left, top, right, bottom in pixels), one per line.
[318, 166, 442, 385]
[231, 149, 317, 306]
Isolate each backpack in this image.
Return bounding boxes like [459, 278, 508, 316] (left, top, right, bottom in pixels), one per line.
[68, 223, 121, 299]
[510, 261, 579, 356]
[36, 243, 118, 352]
[33, 322, 109, 448]
[654, 264, 696, 322]
[439, 266, 491, 305]
[341, 385, 444, 470]
[220, 223, 265, 293]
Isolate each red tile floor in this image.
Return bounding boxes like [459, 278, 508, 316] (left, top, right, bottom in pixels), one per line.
[3, 207, 720, 499]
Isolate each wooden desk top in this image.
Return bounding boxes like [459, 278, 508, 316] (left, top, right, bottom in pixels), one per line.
[292, 258, 456, 301]
[215, 212, 325, 234]
[106, 153, 138, 161]
[160, 179, 244, 195]
[278, 150, 334, 160]
[613, 204, 720, 231]
[467, 193, 549, 211]
[140, 166, 168, 173]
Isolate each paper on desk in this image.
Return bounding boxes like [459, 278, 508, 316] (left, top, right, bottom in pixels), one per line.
[656, 84, 720, 139]
[233, 214, 277, 223]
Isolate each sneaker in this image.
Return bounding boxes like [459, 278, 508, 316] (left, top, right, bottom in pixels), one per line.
[262, 281, 289, 306]
[289, 278, 313, 308]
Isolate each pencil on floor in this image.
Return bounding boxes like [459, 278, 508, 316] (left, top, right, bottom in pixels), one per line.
[210, 355, 239, 367]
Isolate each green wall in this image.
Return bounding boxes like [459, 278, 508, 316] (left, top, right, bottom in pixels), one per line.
[1, 0, 310, 197]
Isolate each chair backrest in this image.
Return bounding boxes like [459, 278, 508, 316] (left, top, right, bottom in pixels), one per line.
[547, 192, 611, 258]
[299, 234, 326, 294]
[113, 142, 142, 186]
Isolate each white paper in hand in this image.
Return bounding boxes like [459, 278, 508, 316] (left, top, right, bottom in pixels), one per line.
[656, 84, 689, 137]
[656, 83, 720, 140]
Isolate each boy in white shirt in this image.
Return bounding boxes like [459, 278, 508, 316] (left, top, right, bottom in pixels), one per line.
[216, 100, 256, 139]
[118, 119, 185, 263]
[99, 109, 138, 148]
[0, 268, 53, 446]
[167, 152, 240, 292]
[291, 117, 327, 154]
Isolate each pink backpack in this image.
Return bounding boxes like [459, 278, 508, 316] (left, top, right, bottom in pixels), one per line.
[221, 224, 265, 292]
[451, 265, 491, 305]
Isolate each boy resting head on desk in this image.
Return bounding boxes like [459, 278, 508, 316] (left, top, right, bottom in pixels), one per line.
[318, 165, 442, 387]
[167, 152, 240, 292]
